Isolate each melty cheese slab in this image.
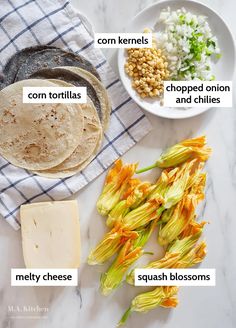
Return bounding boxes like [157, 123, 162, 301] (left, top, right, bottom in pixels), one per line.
[20, 200, 80, 268]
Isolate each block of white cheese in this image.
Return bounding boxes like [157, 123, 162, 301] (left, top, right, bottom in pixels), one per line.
[20, 200, 80, 268]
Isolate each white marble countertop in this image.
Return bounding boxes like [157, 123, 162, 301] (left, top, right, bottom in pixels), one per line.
[0, 0, 235, 327]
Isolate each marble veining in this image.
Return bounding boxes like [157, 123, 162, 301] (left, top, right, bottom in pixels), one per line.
[0, 0, 235, 327]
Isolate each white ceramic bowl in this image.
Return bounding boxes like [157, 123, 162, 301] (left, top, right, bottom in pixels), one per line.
[118, 0, 235, 119]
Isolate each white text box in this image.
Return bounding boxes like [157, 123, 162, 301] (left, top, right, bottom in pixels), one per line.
[94, 33, 152, 48]
[164, 81, 232, 107]
[11, 269, 78, 286]
[135, 269, 216, 286]
[23, 87, 87, 103]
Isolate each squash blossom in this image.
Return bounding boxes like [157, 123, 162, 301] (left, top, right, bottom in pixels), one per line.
[150, 159, 201, 211]
[136, 135, 212, 173]
[100, 239, 142, 295]
[87, 224, 138, 265]
[100, 220, 156, 296]
[148, 164, 194, 202]
[96, 159, 137, 216]
[158, 194, 196, 246]
[160, 195, 204, 229]
[118, 286, 178, 326]
[158, 164, 206, 245]
[168, 224, 207, 269]
[156, 135, 212, 168]
[106, 181, 155, 228]
[174, 241, 207, 268]
[122, 198, 164, 230]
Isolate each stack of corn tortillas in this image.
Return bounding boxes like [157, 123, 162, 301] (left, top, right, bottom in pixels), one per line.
[0, 46, 111, 178]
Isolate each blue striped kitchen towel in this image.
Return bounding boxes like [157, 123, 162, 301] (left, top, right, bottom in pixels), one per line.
[0, 0, 152, 230]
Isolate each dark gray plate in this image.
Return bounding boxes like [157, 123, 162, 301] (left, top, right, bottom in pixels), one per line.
[0, 46, 100, 90]
[15, 47, 100, 82]
[29, 68, 103, 123]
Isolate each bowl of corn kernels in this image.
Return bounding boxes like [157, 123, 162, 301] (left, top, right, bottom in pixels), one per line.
[117, 0, 235, 119]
